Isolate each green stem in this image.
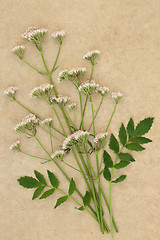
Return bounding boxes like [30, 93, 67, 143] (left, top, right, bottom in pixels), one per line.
[79, 95, 88, 130]
[105, 103, 118, 132]
[22, 59, 46, 75]
[90, 63, 94, 82]
[51, 104, 66, 135]
[63, 107, 77, 130]
[51, 43, 62, 74]
[49, 127, 53, 153]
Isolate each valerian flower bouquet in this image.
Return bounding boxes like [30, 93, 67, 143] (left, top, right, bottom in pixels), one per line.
[5, 27, 154, 237]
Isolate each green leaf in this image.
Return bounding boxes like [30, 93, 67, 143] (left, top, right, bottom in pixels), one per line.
[114, 161, 130, 169]
[32, 186, 45, 200]
[39, 188, 55, 199]
[34, 170, 47, 185]
[83, 191, 91, 206]
[109, 134, 119, 153]
[112, 175, 126, 183]
[87, 140, 94, 150]
[54, 196, 68, 209]
[118, 153, 135, 162]
[119, 123, 127, 145]
[103, 150, 113, 168]
[103, 167, 111, 181]
[125, 143, 145, 151]
[129, 137, 152, 144]
[47, 170, 59, 188]
[17, 176, 42, 189]
[68, 178, 76, 196]
[127, 118, 134, 139]
[134, 117, 154, 137]
[75, 206, 84, 211]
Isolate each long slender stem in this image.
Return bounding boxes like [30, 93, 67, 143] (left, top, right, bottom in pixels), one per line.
[51, 43, 62, 74]
[63, 107, 77, 130]
[22, 59, 46, 75]
[105, 103, 118, 132]
[49, 127, 53, 153]
[51, 104, 66, 135]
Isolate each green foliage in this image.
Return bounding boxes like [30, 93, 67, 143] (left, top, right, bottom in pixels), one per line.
[119, 123, 127, 145]
[127, 118, 134, 139]
[75, 206, 84, 211]
[129, 137, 152, 144]
[68, 178, 76, 196]
[125, 143, 145, 151]
[112, 175, 126, 183]
[17, 176, 42, 189]
[40, 188, 55, 199]
[103, 167, 111, 182]
[103, 150, 113, 168]
[32, 186, 45, 200]
[118, 153, 135, 162]
[114, 161, 130, 169]
[54, 196, 68, 209]
[134, 117, 154, 137]
[83, 191, 91, 206]
[109, 134, 119, 153]
[47, 170, 59, 188]
[34, 170, 47, 185]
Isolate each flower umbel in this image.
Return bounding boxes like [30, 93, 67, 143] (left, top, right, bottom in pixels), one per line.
[30, 84, 54, 98]
[15, 114, 39, 133]
[9, 140, 21, 151]
[51, 150, 65, 160]
[51, 30, 65, 43]
[4, 86, 18, 100]
[93, 132, 108, 150]
[41, 118, 53, 127]
[112, 91, 123, 103]
[68, 67, 86, 78]
[11, 46, 25, 59]
[50, 95, 70, 105]
[97, 86, 109, 96]
[57, 70, 68, 82]
[67, 103, 77, 111]
[78, 81, 99, 95]
[83, 50, 100, 64]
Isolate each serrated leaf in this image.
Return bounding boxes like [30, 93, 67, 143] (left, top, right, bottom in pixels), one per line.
[17, 176, 42, 189]
[114, 161, 130, 169]
[125, 143, 145, 151]
[47, 170, 59, 188]
[129, 137, 152, 144]
[103, 167, 111, 181]
[75, 206, 84, 211]
[109, 134, 119, 153]
[32, 186, 45, 200]
[118, 153, 135, 162]
[34, 170, 47, 185]
[134, 117, 154, 137]
[39, 188, 55, 199]
[112, 175, 126, 183]
[127, 118, 134, 139]
[119, 123, 127, 145]
[68, 178, 76, 196]
[54, 196, 68, 209]
[103, 150, 113, 168]
[83, 191, 91, 206]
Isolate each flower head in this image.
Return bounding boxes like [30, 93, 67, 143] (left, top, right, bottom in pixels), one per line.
[4, 86, 18, 100]
[78, 81, 99, 95]
[83, 50, 100, 64]
[50, 95, 70, 105]
[9, 140, 21, 151]
[93, 132, 108, 150]
[11, 46, 25, 59]
[67, 103, 77, 111]
[57, 70, 68, 82]
[41, 118, 53, 127]
[15, 114, 39, 133]
[51, 30, 65, 43]
[30, 84, 54, 98]
[97, 86, 109, 96]
[68, 67, 86, 78]
[51, 150, 65, 160]
[112, 91, 123, 103]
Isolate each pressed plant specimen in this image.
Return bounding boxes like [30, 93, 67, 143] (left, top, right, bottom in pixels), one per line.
[5, 26, 154, 237]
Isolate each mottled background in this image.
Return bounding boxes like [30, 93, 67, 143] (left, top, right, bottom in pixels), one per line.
[0, 0, 160, 239]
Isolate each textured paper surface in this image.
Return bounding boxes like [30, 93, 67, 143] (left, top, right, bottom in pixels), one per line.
[1, 0, 160, 239]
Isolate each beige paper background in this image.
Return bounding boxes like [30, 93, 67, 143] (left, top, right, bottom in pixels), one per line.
[1, 0, 160, 239]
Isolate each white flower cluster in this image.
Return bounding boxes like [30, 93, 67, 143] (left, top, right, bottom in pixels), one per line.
[83, 50, 100, 63]
[112, 91, 123, 103]
[57, 70, 68, 82]
[93, 132, 108, 143]
[41, 118, 53, 126]
[9, 140, 20, 151]
[51, 30, 65, 43]
[51, 150, 65, 160]
[4, 86, 18, 99]
[22, 26, 48, 42]
[62, 130, 90, 150]
[97, 86, 109, 96]
[30, 84, 54, 98]
[15, 114, 39, 133]
[78, 81, 99, 95]
[67, 103, 77, 111]
[50, 95, 70, 105]
[11, 46, 25, 59]
[68, 67, 86, 77]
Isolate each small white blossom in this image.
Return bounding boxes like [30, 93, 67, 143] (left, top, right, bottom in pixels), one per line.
[112, 91, 123, 103]
[30, 84, 54, 98]
[15, 114, 39, 133]
[97, 86, 109, 96]
[78, 81, 99, 95]
[83, 50, 100, 64]
[9, 140, 20, 151]
[67, 103, 77, 111]
[51, 30, 65, 43]
[68, 67, 86, 77]
[41, 118, 53, 126]
[51, 150, 65, 160]
[57, 70, 68, 82]
[50, 95, 70, 105]
[4, 86, 18, 99]
[11, 46, 25, 59]
[93, 132, 108, 143]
